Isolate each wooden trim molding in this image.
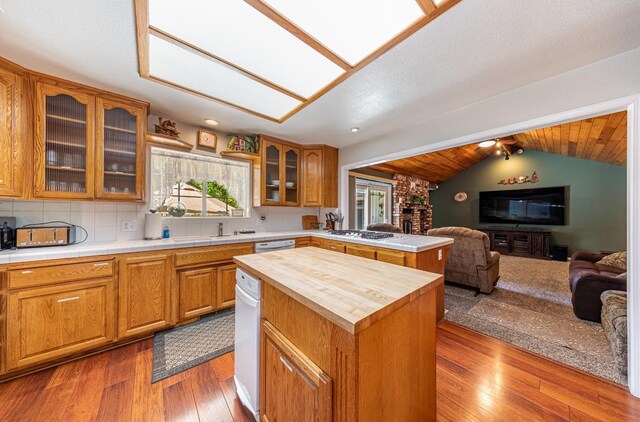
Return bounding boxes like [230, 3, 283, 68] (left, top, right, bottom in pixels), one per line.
[415, 0, 437, 14]
[133, 0, 462, 123]
[628, 99, 640, 397]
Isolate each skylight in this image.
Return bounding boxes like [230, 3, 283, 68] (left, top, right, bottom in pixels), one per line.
[136, 0, 459, 122]
[262, 0, 424, 66]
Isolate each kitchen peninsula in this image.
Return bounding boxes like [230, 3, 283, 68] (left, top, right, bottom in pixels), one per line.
[234, 247, 443, 421]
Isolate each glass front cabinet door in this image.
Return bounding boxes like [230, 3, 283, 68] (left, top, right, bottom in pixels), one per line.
[34, 83, 95, 199]
[282, 145, 300, 206]
[96, 98, 146, 200]
[262, 141, 282, 205]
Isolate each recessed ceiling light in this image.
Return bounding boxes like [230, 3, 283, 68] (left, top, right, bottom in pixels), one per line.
[478, 140, 496, 148]
[351, 127, 360, 133]
[204, 118, 219, 126]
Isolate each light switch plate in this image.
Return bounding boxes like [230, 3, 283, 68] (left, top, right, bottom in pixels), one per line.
[121, 220, 136, 232]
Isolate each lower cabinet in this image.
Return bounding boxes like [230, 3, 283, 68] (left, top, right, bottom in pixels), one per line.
[6, 278, 116, 370]
[178, 266, 217, 320]
[217, 264, 237, 309]
[262, 321, 332, 421]
[118, 253, 174, 338]
[176, 263, 237, 321]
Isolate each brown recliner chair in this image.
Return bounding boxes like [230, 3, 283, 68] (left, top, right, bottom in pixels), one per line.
[366, 223, 403, 233]
[427, 227, 500, 294]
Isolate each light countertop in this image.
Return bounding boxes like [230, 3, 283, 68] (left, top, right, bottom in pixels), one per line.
[0, 230, 453, 265]
[234, 247, 443, 334]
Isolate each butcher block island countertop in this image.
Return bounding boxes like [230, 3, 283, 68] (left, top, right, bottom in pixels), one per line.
[234, 247, 443, 422]
[234, 247, 442, 334]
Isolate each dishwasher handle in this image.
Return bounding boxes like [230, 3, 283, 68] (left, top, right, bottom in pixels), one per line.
[236, 284, 259, 308]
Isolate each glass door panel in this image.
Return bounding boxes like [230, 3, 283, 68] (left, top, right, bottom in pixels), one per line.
[284, 147, 299, 205]
[369, 188, 388, 224]
[36, 84, 94, 199]
[96, 99, 145, 200]
[263, 143, 281, 204]
[355, 186, 366, 230]
[103, 108, 137, 195]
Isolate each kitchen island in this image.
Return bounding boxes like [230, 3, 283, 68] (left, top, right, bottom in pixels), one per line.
[234, 247, 443, 422]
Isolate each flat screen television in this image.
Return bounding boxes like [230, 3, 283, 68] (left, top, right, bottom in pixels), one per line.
[479, 186, 566, 225]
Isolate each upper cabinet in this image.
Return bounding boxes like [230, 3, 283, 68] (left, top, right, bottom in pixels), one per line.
[0, 57, 149, 202]
[0, 62, 26, 197]
[34, 83, 95, 199]
[302, 146, 338, 208]
[260, 136, 301, 207]
[96, 98, 146, 201]
[256, 135, 337, 208]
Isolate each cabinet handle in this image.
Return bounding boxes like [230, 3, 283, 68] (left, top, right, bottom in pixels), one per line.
[280, 356, 293, 372]
[21, 270, 33, 274]
[93, 262, 109, 267]
[57, 296, 80, 303]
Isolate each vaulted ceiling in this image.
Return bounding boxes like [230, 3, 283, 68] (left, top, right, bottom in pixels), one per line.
[365, 111, 627, 183]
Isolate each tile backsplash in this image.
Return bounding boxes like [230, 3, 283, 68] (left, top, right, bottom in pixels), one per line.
[0, 199, 328, 243]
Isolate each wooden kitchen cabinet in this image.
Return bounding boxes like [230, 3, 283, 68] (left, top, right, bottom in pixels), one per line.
[262, 321, 332, 422]
[260, 136, 301, 206]
[345, 244, 376, 260]
[95, 97, 146, 201]
[0, 62, 26, 197]
[34, 82, 96, 199]
[178, 266, 217, 320]
[217, 264, 237, 309]
[302, 146, 338, 208]
[6, 278, 116, 370]
[118, 253, 174, 338]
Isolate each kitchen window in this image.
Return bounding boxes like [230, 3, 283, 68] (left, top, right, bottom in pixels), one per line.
[354, 178, 393, 230]
[150, 147, 250, 217]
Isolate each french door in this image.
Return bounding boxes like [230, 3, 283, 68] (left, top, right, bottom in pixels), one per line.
[355, 179, 393, 230]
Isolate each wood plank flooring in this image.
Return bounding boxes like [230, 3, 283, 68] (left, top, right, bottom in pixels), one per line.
[0, 321, 637, 421]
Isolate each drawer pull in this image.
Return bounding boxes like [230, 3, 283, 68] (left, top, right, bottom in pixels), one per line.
[21, 270, 33, 274]
[57, 296, 80, 303]
[93, 262, 109, 267]
[280, 356, 293, 372]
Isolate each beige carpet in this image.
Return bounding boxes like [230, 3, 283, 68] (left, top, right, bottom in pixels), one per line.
[444, 255, 626, 385]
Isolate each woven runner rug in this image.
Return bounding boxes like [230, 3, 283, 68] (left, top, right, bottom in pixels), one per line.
[152, 308, 234, 383]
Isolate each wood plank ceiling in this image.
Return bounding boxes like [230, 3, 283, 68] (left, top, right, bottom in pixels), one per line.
[365, 111, 627, 184]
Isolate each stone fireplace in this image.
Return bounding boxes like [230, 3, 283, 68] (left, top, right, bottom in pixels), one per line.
[392, 174, 433, 235]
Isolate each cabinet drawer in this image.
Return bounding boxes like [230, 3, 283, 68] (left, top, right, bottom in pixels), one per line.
[376, 249, 406, 266]
[345, 245, 376, 260]
[6, 278, 116, 370]
[322, 240, 346, 253]
[8, 260, 114, 289]
[175, 243, 254, 267]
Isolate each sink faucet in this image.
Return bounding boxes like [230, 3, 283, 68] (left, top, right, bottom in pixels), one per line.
[218, 222, 224, 237]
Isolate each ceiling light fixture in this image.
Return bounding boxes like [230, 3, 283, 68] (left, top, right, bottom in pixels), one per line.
[478, 140, 497, 148]
[351, 127, 360, 133]
[204, 118, 219, 126]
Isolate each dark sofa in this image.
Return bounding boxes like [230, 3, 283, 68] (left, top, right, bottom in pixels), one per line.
[569, 252, 627, 322]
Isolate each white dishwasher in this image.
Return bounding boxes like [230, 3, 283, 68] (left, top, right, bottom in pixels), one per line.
[234, 239, 295, 420]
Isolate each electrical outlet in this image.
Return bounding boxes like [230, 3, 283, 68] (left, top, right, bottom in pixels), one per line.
[438, 249, 443, 261]
[121, 220, 136, 232]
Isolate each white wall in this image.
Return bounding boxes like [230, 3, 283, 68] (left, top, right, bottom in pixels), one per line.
[339, 47, 640, 169]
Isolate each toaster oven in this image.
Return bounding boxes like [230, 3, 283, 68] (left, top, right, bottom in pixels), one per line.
[15, 225, 76, 248]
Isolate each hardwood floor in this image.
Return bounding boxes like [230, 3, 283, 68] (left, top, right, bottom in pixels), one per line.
[0, 321, 637, 421]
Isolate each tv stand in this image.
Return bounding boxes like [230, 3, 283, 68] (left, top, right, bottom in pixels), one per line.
[480, 227, 551, 259]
